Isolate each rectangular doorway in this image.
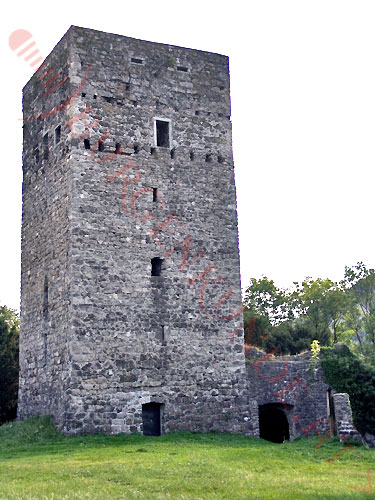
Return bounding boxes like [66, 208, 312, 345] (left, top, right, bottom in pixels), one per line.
[142, 402, 163, 436]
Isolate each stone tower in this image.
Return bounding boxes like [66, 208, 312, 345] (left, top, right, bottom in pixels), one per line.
[19, 26, 258, 435]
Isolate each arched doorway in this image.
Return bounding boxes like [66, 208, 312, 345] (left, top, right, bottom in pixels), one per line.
[259, 403, 291, 443]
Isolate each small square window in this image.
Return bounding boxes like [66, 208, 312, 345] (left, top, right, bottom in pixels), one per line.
[54, 125, 61, 145]
[155, 119, 170, 148]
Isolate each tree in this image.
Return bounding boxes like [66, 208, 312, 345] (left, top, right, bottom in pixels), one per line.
[0, 306, 19, 424]
[343, 262, 375, 344]
[243, 276, 290, 325]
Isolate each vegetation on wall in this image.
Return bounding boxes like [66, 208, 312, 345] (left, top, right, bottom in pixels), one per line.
[0, 305, 19, 424]
[320, 344, 375, 435]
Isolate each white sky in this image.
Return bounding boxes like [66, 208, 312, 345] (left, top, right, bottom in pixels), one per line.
[1, 0, 374, 311]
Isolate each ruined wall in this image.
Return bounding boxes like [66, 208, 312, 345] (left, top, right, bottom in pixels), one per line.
[246, 348, 333, 439]
[19, 26, 257, 435]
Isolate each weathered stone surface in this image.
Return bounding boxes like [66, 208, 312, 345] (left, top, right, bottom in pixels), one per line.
[18, 26, 257, 436]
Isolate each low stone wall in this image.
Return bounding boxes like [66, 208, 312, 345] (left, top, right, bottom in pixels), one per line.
[245, 347, 364, 443]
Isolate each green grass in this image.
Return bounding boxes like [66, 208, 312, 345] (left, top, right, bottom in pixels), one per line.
[0, 418, 374, 499]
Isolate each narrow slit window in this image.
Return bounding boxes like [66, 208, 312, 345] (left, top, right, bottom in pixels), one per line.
[177, 66, 188, 72]
[155, 120, 170, 148]
[125, 82, 131, 91]
[54, 125, 61, 145]
[153, 188, 158, 202]
[205, 153, 212, 163]
[84, 139, 90, 150]
[161, 325, 165, 341]
[131, 57, 143, 64]
[33, 147, 40, 165]
[134, 144, 140, 154]
[151, 257, 163, 277]
[115, 143, 122, 154]
[98, 140, 104, 152]
[218, 155, 223, 163]
[170, 148, 175, 159]
[43, 133, 49, 160]
[43, 278, 49, 320]
[189, 151, 194, 161]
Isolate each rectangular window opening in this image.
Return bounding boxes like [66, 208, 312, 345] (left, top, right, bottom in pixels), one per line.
[151, 257, 163, 276]
[155, 120, 170, 148]
[177, 66, 188, 72]
[131, 57, 143, 64]
[54, 125, 61, 145]
[152, 188, 158, 202]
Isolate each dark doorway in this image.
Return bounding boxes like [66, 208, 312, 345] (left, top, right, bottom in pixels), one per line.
[142, 403, 163, 436]
[259, 403, 290, 443]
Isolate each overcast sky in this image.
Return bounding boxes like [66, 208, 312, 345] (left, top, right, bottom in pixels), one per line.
[1, 0, 374, 311]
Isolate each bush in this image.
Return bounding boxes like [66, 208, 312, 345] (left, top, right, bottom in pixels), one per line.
[320, 345, 375, 435]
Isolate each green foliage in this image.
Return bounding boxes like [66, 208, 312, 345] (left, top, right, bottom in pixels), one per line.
[0, 416, 62, 447]
[243, 276, 290, 325]
[0, 417, 373, 500]
[243, 263, 375, 358]
[0, 306, 19, 424]
[320, 345, 375, 434]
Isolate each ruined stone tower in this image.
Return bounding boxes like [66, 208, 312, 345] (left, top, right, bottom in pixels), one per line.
[19, 26, 258, 435]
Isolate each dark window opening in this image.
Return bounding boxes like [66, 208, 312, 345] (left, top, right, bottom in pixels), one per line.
[34, 147, 40, 165]
[103, 95, 114, 103]
[189, 151, 194, 161]
[93, 94, 97, 99]
[98, 140, 104, 152]
[170, 148, 175, 159]
[43, 133, 49, 160]
[218, 155, 223, 163]
[142, 403, 163, 436]
[84, 139, 90, 150]
[43, 278, 49, 320]
[150, 147, 156, 156]
[134, 144, 140, 154]
[81, 92, 86, 97]
[259, 403, 291, 443]
[115, 143, 122, 154]
[161, 325, 165, 341]
[151, 257, 163, 276]
[205, 153, 212, 163]
[125, 82, 131, 91]
[177, 66, 188, 72]
[155, 120, 170, 148]
[153, 188, 158, 202]
[195, 110, 200, 116]
[131, 57, 143, 64]
[54, 125, 61, 145]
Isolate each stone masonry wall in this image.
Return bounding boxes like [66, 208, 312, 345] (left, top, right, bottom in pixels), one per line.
[19, 26, 258, 436]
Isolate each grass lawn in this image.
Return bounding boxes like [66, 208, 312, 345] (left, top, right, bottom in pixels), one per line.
[0, 418, 374, 500]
